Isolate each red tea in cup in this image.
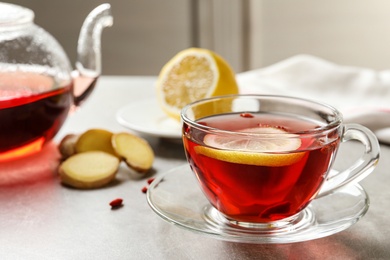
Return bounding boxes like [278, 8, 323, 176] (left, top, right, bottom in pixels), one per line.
[181, 95, 379, 225]
[184, 112, 339, 222]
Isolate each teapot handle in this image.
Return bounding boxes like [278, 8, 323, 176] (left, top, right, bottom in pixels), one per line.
[76, 3, 113, 77]
[73, 3, 113, 105]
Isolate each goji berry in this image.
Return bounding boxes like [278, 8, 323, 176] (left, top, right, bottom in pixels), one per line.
[147, 178, 155, 185]
[109, 198, 123, 209]
[240, 113, 254, 118]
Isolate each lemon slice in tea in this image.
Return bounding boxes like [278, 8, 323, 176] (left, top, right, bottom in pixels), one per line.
[195, 126, 306, 167]
[156, 48, 239, 121]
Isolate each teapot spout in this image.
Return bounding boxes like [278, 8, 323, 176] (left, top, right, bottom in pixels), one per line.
[76, 3, 113, 78]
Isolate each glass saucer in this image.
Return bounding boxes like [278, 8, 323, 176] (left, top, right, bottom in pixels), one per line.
[146, 164, 370, 244]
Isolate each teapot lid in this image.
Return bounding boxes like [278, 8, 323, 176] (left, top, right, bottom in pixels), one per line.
[0, 3, 34, 26]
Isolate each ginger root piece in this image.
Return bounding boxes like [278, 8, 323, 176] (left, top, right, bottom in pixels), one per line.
[112, 132, 154, 173]
[59, 151, 120, 189]
[58, 134, 79, 160]
[75, 128, 118, 157]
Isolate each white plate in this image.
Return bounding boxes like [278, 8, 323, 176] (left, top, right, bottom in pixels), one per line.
[116, 99, 181, 139]
[147, 164, 370, 244]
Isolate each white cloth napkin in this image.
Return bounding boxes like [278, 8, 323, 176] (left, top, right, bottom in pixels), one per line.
[236, 54, 390, 144]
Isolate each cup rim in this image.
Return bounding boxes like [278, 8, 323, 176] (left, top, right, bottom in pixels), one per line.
[181, 94, 343, 136]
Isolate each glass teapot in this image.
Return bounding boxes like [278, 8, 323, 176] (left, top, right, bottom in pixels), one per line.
[0, 2, 113, 160]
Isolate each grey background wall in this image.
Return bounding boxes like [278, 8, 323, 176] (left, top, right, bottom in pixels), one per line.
[4, 0, 390, 75]
[5, 0, 194, 75]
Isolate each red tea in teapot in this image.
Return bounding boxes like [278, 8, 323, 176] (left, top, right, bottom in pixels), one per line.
[0, 71, 73, 160]
[0, 3, 111, 161]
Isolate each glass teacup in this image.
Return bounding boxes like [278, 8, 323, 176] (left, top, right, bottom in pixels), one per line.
[181, 94, 380, 227]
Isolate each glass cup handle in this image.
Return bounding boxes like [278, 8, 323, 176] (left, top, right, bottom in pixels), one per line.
[317, 123, 380, 198]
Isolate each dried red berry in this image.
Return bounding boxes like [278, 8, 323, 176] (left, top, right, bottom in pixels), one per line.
[147, 178, 155, 185]
[141, 186, 148, 193]
[109, 198, 123, 209]
[240, 113, 254, 118]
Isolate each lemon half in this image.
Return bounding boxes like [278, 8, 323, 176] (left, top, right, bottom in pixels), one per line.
[156, 48, 239, 121]
[195, 127, 306, 167]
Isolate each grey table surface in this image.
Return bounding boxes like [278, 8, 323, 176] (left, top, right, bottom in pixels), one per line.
[0, 76, 389, 260]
